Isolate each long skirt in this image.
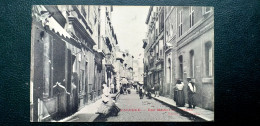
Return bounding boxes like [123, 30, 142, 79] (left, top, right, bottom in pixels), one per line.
[176, 90, 185, 107]
[173, 90, 177, 101]
[97, 100, 120, 117]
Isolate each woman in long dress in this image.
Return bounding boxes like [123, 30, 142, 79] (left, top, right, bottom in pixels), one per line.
[96, 85, 120, 117]
[175, 80, 185, 107]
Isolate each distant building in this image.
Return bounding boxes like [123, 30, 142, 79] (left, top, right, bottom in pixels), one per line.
[133, 58, 144, 84]
[143, 6, 164, 92]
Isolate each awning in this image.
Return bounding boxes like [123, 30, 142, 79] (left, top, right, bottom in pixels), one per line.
[37, 5, 71, 38]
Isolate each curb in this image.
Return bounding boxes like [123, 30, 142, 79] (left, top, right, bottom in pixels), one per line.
[152, 96, 212, 121]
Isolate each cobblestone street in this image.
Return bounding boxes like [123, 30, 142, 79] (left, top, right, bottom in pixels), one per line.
[30, 5, 214, 122]
[97, 89, 193, 122]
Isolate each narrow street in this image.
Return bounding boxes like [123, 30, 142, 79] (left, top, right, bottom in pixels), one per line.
[30, 5, 214, 122]
[95, 89, 193, 122]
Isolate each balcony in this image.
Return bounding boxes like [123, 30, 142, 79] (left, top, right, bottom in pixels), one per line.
[71, 6, 93, 34]
[155, 57, 164, 65]
[68, 16, 96, 46]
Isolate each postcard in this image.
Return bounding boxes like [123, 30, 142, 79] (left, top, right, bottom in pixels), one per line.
[30, 5, 214, 122]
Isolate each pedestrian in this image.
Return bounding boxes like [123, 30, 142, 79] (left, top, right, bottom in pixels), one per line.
[175, 80, 185, 107]
[111, 83, 114, 94]
[187, 78, 196, 109]
[120, 83, 124, 94]
[139, 85, 144, 99]
[154, 83, 160, 97]
[96, 84, 120, 117]
[145, 84, 152, 99]
[134, 83, 137, 90]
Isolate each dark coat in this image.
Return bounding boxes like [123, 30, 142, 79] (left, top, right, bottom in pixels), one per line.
[154, 84, 160, 91]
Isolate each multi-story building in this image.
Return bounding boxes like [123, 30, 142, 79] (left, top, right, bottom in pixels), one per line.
[99, 6, 119, 92]
[30, 5, 122, 122]
[143, 6, 214, 110]
[133, 59, 144, 84]
[143, 6, 164, 92]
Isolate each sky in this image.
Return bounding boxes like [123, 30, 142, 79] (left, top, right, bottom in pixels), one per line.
[111, 6, 149, 60]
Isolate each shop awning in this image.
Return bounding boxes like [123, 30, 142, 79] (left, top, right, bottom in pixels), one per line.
[37, 5, 71, 38]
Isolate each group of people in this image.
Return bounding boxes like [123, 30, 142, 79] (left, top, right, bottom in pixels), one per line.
[137, 83, 160, 99]
[174, 78, 196, 109]
[120, 83, 131, 94]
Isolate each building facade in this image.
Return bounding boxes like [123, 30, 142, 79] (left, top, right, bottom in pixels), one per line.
[30, 5, 123, 122]
[143, 6, 214, 110]
[133, 59, 144, 84]
[143, 6, 165, 94]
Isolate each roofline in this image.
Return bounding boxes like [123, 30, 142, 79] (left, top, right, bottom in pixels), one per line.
[145, 6, 153, 24]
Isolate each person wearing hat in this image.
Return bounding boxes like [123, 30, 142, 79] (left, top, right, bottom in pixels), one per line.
[187, 78, 196, 109]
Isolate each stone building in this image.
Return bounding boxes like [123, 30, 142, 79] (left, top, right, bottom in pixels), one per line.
[30, 5, 123, 122]
[143, 6, 165, 92]
[30, 5, 84, 122]
[143, 6, 214, 110]
[133, 58, 144, 84]
[99, 6, 119, 92]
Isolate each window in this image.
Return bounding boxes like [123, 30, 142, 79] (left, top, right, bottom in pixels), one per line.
[205, 42, 213, 77]
[178, 10, 182, 37]
[98, 24, 100, 49]
[179, 55, 183, 80]
[159, 9, 164, 32]
[168, 58, 172, 83]
[190, 50, 195, 78]
[85, 62, 88, 92]
[80, 70, 85, 93]
[156, 28, 159, 39]
[189, 7, 194, 28]
[156, 44, 159, 60]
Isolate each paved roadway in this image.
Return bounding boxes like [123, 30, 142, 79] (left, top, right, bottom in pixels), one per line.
[97, 89, 193, 122]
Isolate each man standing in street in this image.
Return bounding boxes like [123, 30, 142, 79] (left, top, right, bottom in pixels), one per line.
[154, 83, 160, 97]
[187, 78, 196, 109]
[111, 83, 114, 94]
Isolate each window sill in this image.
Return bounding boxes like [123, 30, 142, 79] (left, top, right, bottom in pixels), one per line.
[202, 78, 213, 84]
